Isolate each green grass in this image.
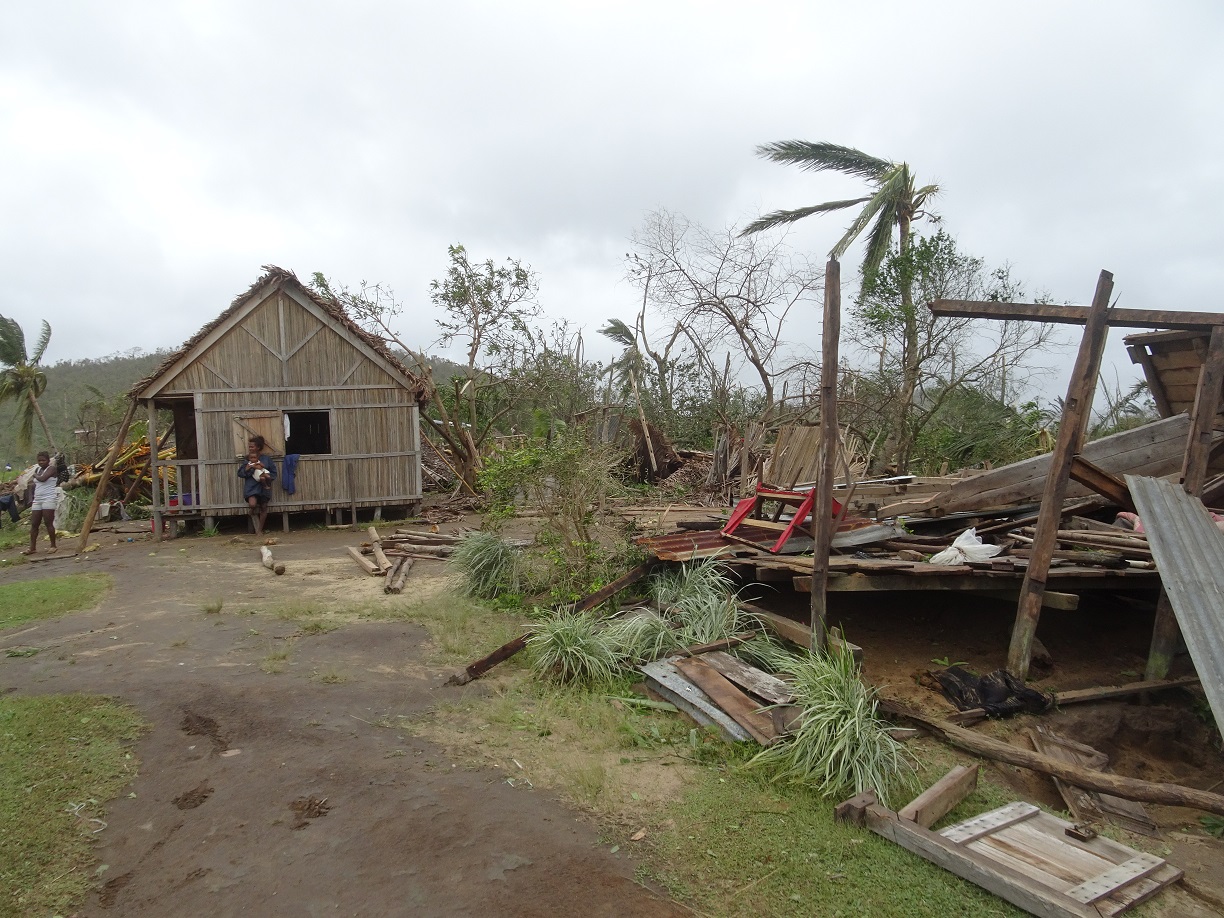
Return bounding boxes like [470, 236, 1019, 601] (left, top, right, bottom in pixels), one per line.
[644, 765, 1025, 918]
[0, 526, 30, 552]
[363, 592, 526, 662]
[0, 573, 112, 631]
[0, 694, 145, 917]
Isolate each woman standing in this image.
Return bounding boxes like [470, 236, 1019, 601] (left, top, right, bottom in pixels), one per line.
[22, 451, 57, 555]
[237, 435, 277, 536]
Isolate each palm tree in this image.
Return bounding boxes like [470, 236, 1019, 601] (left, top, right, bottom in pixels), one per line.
[0, 316, 56, 450]
[743, 141, 939, 469]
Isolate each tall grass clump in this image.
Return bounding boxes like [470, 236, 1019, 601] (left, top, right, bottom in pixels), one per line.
[450, 531, 523, 600]
[527, 609, 622, 685]
[602, 611, 679, 665]
[652, 559, 752, 646]
[748, 645, 915, 807]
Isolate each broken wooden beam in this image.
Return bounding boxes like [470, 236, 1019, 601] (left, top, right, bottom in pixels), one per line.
[879, 701, 1224, 816]
[741, 604, 862, 663]
[930, 298, 1224, 331]
[445, 561, 656, 686]
[898, 764, 979, 829]
[347, 546, 382, 575]
[1068, 455, 1135, 512]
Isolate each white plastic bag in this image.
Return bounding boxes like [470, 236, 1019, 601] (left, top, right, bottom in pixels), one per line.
[928, 527, 1002, 565]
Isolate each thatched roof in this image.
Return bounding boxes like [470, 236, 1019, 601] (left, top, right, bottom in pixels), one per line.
[131, 266, 425, 399]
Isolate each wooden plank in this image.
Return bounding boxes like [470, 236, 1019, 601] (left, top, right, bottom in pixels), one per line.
[640, 659, 752, 742]
[941, 801, 1040, 844]
[1068, 455, 1134, 511]
[1064, 854, 1164, 904]
[1010, 270, 1113, 678]
[347, 546, 381, 575]
[672, 656, 777, 744]
[743, 605, 863, 663]
[1054, 675, 1198, 705]
[699, 650, 794, 705]
[899, 764, 978, 829]
[1095, 864, 1184, 917]
[878, 415, 1200, 518]
[1028, 727, 1158, 836]
[929, 298, 1224, 331]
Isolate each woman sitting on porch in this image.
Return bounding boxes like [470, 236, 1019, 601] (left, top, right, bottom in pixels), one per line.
[238, 435, 277, 536]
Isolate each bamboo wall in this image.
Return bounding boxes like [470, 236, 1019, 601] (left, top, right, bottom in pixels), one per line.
[146, 284, 423, 516]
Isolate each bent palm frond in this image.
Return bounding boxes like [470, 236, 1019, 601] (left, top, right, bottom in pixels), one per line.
[741, 198, 870, 236]
[29, 320, 51, 365]
[0, 316, 27, 367]
[755, 141, 892, 181]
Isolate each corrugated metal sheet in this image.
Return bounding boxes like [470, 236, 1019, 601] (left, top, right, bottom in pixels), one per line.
[1126, 475, 1224, 737]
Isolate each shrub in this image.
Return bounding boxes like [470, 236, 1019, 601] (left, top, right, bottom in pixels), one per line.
[450, 532, 523, 600]
[527, 609, 622, 685]
[748, 645, 915, 807]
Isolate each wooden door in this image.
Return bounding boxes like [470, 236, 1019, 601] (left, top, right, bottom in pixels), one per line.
[232, 412, 285, 456]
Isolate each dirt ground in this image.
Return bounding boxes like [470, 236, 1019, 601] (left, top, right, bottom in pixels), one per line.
[0, 526, 686, 917]
[3, 516, 1222, 916]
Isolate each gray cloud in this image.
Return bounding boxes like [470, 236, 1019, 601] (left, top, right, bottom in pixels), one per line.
[2, 0, 1221, 402]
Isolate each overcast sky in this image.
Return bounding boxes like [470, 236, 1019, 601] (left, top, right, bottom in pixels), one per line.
[3, 1, 1222, 401]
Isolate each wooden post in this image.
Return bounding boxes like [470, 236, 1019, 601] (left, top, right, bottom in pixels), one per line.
[148, 401, 163, 542]
[628, 368, 657, 475]
[1008, 271, 1114, 678]
[78, 399, 139, 551]
[1145, 323, 1224, 680]
[810, 258, 841, 654]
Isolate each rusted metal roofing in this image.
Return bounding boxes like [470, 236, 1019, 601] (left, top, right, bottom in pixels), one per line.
[635, 530, 758, 562]
[1126, 475, 1224, 737]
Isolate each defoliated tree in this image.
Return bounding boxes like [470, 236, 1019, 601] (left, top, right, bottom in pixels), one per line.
[844, 231, 1058, 471]
[0, 316, 56, 450]
[314, 245, 542, 491]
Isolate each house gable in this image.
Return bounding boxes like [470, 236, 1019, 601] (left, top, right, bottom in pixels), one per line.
[136, 271, 418, 399]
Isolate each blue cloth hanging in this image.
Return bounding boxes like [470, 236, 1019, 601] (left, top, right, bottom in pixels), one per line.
[281, 454, 300, 494]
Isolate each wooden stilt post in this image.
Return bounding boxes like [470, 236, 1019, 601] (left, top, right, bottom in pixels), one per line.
[1007, 270, 1114, 678]
[78, 399, 139, 551]
[148, 401, 164, 542]
[1145, 323, 1224, 680]
[810, 258, 841, 654]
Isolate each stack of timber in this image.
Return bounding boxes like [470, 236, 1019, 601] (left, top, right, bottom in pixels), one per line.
[347, 527, 468, 587]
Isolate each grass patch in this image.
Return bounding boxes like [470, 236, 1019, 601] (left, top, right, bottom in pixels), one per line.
[299, 619, 339, 636]
[0, 527, 29, 552]
[260, 642, 293, 674]
[0, 693, 144, 917]
[644, 764, 1025, 917]
[312, 666, 348, 685]
[363, 591, 526, 662]
[0, 573, 112, 631]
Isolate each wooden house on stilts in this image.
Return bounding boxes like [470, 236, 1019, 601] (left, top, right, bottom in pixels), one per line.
[131, 266, 426, 536]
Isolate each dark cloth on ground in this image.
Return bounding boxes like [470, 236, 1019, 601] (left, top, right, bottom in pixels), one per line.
[0, 493, 20, 523]
[935, 665, 1054, 718]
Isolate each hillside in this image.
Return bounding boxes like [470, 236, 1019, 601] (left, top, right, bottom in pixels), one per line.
[1, 348, 464, 467]
[1, 350, 167, 466]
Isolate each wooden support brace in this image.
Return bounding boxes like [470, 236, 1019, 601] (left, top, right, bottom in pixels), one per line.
[1068, 455, 1134, 512]
[1009, 270, 1113, 679]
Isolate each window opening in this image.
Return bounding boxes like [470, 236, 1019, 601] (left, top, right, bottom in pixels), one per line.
[285, 410, 331, 455]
